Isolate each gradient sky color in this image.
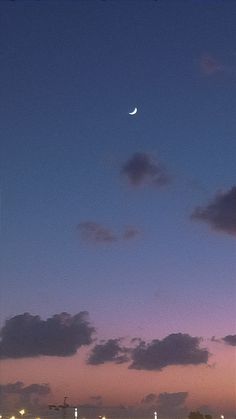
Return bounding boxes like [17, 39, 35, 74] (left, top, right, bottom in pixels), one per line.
[0, 1, 235, 418]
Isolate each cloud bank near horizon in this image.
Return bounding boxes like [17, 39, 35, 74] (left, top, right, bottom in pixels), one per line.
[0, 382, 51, 410]
[141, 392, 188, 417]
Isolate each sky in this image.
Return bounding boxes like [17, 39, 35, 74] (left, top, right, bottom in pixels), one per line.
[0, 0, 235, 418]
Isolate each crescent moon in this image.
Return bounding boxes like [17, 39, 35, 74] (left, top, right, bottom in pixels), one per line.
[129, 107, 138, 115]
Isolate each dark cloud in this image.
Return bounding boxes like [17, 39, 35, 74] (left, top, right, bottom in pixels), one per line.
[222, 334, 236, 346]
[87, 339, 129, 365]
[88, 334, 210, 371]
[0, 312, 95, 359]
[0, 382, 51, 410]
[78, 222, 118, 243]
[129, 333, 209, 370]
[191, 187, 236, 236]
[121, 153, 170, 187]
[200, 53, 224, 75]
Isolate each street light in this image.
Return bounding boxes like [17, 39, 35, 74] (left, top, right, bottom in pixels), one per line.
[19, 410, 25, 416]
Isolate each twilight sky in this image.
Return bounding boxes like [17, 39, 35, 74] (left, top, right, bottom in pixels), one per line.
[0, 1, 235, 418]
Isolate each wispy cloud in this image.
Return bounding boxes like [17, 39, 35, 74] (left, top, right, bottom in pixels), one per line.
[121, 152, 170, 188]
[200, 53, 225, 75]
[78, 222, 141, 244]
[123, 226, 141, 240]
[191, 186, 236, 236]
[78, 222, 118, 243]
[0, 312, 95, 359]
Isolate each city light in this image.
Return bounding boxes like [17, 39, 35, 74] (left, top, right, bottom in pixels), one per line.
[19, 410, 25, 416]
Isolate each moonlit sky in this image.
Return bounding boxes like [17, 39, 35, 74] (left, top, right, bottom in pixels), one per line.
[0, 0, 235, 417]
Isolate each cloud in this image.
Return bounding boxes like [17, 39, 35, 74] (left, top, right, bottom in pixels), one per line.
[158, 392, 188, 408]
[140, 392, 188, 418]
[78, 222, 141, 244]
[222, 334, 236, 346]
[78, 222, 118, 243]
[129, 333, 209, 370]
[0, 382, 51, 410]
[157, 392, 188, 418]
[210, 336, 221, 344]
[121, 152, 170, 187]
[200, 53, 224, 75]
[89, 395, 103, 406]
[88, 334, 210, 371]
[0, 312, 95, 359]
[191, 186, 236, 236]
[123, 226, 141, 240]
[141, 393, 158, 404]
[87, 339, 129, 365]
[77, 403, 127, 419]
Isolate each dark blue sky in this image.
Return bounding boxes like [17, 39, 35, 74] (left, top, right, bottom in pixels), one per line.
[0, 0, 235, 415]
